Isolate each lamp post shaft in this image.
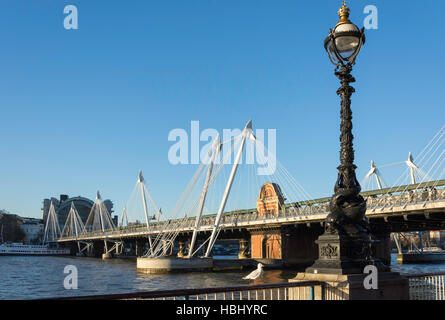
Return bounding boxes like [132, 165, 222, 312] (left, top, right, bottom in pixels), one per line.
[337, 66, 355, 166]
[326, 64, 367, 235]
[335, 65, 360, 192]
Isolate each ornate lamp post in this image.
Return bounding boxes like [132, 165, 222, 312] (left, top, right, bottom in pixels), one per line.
[325, 2, 366, 237]
[306, 2, 388, 274]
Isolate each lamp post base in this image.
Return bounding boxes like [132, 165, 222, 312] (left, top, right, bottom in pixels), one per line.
[305, 231, 390, 275]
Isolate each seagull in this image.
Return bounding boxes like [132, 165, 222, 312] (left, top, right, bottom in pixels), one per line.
[243, 263, 264, 280]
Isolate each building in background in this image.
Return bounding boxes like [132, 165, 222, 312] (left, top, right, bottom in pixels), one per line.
[0, 211, 25, 243]
[42, 194, 116, 230]
[20, 218, 44, 244]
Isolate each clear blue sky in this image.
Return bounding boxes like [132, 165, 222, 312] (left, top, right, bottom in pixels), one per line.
[0, 0, 443, 219]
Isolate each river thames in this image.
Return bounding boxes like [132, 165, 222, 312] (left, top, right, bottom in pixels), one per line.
[1, 254, 445, 299]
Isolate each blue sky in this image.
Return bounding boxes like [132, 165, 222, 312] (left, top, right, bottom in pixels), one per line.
[0, 0, 444, 219]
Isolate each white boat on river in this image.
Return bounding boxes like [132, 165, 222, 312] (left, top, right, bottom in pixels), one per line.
[0, 242, 70, 256]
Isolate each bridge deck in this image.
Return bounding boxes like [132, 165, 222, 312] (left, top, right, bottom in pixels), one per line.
[58, 181, 445, 242]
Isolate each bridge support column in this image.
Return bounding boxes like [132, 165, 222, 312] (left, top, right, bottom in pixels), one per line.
[238, 239, 249, 259]
[92, 241, 104, 258]
[86, 243, 94, 256]
[281, 225, 322, 267]
[66, 242, 78, 256]
[102, 252, 112, 259]
[177, 240, 186, 258]
[373, 232, 391, 266]
[162, 240, 173, 256]
[102, 240, 112, 259]
[115, 242, 122, 255]
[135, 239, 145, 257]
[205, 241, 213, 258]
[251, 229, 282, 260]
[250, 225, 322, 267]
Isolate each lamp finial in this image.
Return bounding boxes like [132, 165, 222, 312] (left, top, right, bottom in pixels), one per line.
[336, 1, 351, 26]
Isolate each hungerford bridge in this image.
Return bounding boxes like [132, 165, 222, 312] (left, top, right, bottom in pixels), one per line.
[49, 122, 445, 272]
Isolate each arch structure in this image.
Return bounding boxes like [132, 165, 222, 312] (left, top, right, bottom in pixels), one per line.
[256, 183, 285, 218]
[56, 197, 94, 228]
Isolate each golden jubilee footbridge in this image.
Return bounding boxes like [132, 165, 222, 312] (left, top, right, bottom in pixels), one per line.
[46, 123, 444, 266]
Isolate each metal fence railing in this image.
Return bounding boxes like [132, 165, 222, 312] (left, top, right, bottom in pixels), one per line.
[46, 281, 324, 300]
[41, 272, 445, 300]
[407, 273, 445, 300]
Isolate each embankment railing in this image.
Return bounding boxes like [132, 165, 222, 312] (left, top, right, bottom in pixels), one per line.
[42, 272, 445, 300]
[407, 272, 445, 300]
[46, 281, 323, 300]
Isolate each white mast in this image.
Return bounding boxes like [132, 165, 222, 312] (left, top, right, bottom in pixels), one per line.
[139, 170, 153, 256]
[205, 120, 255, 257]
[96, 191, 106, 233]
[120, 207, 128, 227]
[406, 152, 419, 184]
[364, 160, 383, 189]
[96, 191, 108, 253]
[85, 191, 115, 232]
[43, 201, 61, 244]
[61, 202, 85, 238]
[188, 134, 220, 258]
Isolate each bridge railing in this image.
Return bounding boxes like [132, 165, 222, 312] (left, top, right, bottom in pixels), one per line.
[407, 272, 445, 300]
[367, 187, 445, 211]
[59, 185, 445, 240]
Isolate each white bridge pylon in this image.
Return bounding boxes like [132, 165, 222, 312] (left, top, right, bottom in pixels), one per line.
[363, 125, 444, 195]
[61, 203, 86, 253]
[363, 160, 386, 190]
[145, 120, 257, 259]
[43, 201, 62, 244]
[407, 152, 420, 185]
[188, 133, 221, 258]
[61, 203, 85, 238]
[143, 119, 316, 259]
[362, 152, 428, 190]
[120, 170, 162, 256]
[84, 191, 117, 256]
[204, 120, 256, 257]
[84, 191, 115, 233]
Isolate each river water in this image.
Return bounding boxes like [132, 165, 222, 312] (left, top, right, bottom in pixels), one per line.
[1, 254, 445, 299]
